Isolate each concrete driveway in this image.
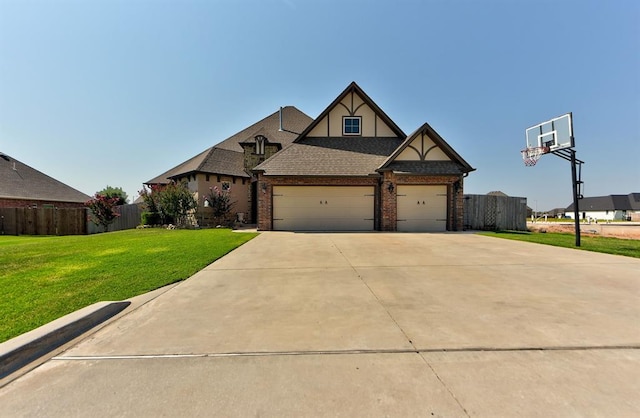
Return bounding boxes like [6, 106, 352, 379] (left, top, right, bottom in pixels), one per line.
[1, 232, 639, 417]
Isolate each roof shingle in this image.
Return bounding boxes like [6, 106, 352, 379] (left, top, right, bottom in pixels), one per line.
[254, 137, 403, 176]
[146, 106, 312, 184]
[0, 153, 91, 203]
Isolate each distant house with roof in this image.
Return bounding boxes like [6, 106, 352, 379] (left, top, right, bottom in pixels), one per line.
[565, 193, 640, 221]
[0, 153, 90, 208]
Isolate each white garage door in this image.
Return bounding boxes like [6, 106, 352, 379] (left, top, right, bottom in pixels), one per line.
[397, 185, 448, 232]
[273, 186, 374, 231]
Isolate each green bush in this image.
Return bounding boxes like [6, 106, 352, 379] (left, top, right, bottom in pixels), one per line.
[141, 211, 161, 226]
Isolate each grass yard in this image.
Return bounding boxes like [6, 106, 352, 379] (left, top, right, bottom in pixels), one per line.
[479, 231, 640, 258]
[0, 229, 257, 343]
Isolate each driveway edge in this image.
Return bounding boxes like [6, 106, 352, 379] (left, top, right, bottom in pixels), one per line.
[0, 301, 131, 379]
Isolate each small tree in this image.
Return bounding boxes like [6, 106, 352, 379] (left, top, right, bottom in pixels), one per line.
[205, 185, 235, 226]
[157, 181, 197, 227]
[85, 194, 120, 232]
[97, 185, 129, 205]
[139, 184, 163, 225]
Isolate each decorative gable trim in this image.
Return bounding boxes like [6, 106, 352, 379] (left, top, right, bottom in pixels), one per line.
[295, 81, 406, 141]
[378, 122, 474, 173]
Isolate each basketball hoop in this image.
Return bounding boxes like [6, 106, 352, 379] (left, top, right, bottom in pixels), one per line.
[521, 146, 549, 166]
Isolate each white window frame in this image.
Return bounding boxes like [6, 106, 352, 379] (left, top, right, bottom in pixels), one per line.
[343, 116, 362, 136]
[255, 135, 266, 155]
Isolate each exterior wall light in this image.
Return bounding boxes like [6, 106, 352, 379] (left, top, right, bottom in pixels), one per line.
[261, 182, 267, 194]
[387, 183, 395, 193]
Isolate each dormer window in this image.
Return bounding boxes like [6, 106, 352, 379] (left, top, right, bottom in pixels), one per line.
[255, 135, 266, 155]
[343, 117, 361, 136]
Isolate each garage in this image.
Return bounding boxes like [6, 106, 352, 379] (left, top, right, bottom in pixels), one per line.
[272, 186, 374, 231]
[397, 185, 448, 232]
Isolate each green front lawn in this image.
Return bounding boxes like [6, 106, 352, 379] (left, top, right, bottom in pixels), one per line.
[0, 229, 257, 343]
[479, 231, 640, 258]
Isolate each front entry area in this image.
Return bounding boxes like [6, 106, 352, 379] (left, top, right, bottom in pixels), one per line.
[272, 186, 374, 231]
[396, 185, 448, 232]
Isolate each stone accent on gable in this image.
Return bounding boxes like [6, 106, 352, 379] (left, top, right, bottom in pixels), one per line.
[242, 142, 281, 174]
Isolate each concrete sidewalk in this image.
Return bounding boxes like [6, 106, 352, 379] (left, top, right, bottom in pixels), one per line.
[1, 232, 639, 417]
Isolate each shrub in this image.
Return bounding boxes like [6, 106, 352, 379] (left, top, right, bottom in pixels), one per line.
[205, 185, 235, 226]
[85, 194, 121, 232]
[139, 182, 197, 227]
[141, 211, 161, 226]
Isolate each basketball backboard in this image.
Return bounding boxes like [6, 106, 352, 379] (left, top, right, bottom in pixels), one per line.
[525, 113, 574, 152]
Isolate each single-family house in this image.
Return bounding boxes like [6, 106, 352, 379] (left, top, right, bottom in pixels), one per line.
[147, 82, 475, 231]
[566, 193, 640, 221]
[254, 82, 474, 231]
[0, 153, 90, 208]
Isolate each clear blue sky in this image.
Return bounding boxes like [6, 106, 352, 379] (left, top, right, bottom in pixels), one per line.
[1, 0, 638, 211]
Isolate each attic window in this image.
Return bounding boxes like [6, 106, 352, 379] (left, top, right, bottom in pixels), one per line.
[343, 117, 361, 136]
[255, 135, 266, 155]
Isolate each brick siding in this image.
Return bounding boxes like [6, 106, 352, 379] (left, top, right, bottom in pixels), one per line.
[256, 173, 465, 231]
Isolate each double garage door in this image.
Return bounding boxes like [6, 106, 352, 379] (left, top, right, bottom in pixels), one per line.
[273, 186, 374, 231]
[272, 185, 447, 231]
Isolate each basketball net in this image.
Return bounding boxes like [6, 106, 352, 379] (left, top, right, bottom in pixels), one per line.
[521, 146, 549, 166]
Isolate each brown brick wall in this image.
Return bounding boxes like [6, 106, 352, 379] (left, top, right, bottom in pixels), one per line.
[256, 173, 466, 231]
[0, 198, 86, 209]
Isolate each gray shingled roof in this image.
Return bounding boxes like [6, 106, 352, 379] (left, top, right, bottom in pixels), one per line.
[566, 193, 640, 211]
[383, 160, 468, 175]
[146, 106, 312, 184]
[216, 106, 312, 152]
[0, 153, 91, 203]
[254, 137, 403, 176]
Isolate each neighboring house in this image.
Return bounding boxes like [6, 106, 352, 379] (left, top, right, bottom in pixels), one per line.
[145, 106, 313, 224]
[254, 82, 475, 231]
[565, 193, 640, 221]
[0, 153, 90, 208]
[547, 207, 567, 218]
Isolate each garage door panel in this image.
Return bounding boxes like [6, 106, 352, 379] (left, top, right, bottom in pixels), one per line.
[397, 185, 447, 232]
[273, 186, 374, 231]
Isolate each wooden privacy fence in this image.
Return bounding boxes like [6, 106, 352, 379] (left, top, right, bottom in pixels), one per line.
[0, 204, 143, 236]
[464, 194, 528, 231]
[86, 204, 143, 234]
[0, 207, 87, 235]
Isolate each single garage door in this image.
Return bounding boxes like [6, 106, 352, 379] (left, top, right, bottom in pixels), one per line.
[273, 186, 374, 231]
[397, 185, 448, 232]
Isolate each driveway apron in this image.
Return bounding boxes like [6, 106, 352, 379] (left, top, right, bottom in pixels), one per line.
[1, 232, 639, 417]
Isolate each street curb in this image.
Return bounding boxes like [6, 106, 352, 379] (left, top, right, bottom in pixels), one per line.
[0, 301, 130, 379]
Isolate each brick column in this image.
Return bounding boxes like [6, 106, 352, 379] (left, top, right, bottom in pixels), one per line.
[256, 174, 272, 231]
[380, 171, 397, 231]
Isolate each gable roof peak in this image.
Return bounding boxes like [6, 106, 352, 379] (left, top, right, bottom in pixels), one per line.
[295, 81, 406, 141]
[378, 122, 474, 174]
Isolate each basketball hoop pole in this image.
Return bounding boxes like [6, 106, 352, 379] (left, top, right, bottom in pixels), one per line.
[570, 148, 581, 247]
[524, 112, 584, 247]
